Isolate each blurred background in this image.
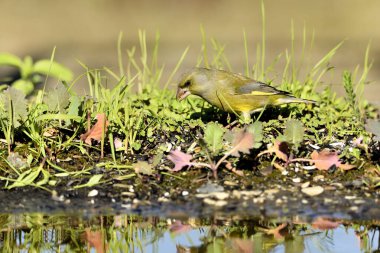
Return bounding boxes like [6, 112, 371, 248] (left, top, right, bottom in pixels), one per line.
[0, 0, 379, 105]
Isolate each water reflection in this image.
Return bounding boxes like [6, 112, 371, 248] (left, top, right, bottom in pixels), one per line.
[0, 214, 378, 252]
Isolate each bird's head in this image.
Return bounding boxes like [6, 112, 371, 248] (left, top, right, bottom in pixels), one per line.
[176, 68, 211, 101]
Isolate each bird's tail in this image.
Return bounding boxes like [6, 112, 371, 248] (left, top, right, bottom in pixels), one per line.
[275, 96, 316, 105]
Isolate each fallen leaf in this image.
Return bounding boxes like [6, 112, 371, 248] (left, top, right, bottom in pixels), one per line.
[311, 217, 340, 230]
[310, 149, 355, 171]
[230, 238, 253, 253]
[84, 229, 105, 253]
[114, 138, 123, 149]
[310, 150, 339, 170]
[167, 150, 193, 172]
[169, 220, 192, 235]
[265, 222, 289, 240]
[230, 130, 254, 157]
[80, 113, 109, 145]
[257, 141, 289, 162]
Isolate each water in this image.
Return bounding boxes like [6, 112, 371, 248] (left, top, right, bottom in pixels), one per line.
[1, 213, 378, 252]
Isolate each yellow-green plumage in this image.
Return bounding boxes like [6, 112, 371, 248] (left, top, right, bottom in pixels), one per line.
[177, 68, 315, 120]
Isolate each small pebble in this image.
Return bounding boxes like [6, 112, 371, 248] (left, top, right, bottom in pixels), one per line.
[164, 192, 170, 197]
[292, 178, 301, 183]
[182, 191, 189, 196]
[88, 189, 98, 197]
[350, 206, 359, 212]
[301, 186, 324, 196]
[313, 175, 324, 182]
[303, 165, 316, 170]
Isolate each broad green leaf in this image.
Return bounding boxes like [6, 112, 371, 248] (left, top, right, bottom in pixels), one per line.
[133, 161, 153, 175]
[33, 60, 73, 81]
[43, 83, 70, 112]
[21, 56, 33, 79]
[11, 79, 34, 95]
[0, 53, 22, 68]
[284, 119, 304, 147]
[0, 87, 28, 128]
[65, 95, 82, 125]
[365, 119, 380, 141]
[204, 122, 225, 154]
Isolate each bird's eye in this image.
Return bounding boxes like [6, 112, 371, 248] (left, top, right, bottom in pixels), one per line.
[183, 80, 191, 87]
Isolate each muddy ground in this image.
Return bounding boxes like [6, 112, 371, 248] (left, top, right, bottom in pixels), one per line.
[2, 167, 379, 221]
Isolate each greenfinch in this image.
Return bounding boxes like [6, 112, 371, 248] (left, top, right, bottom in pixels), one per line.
[177, 68, 315, 120]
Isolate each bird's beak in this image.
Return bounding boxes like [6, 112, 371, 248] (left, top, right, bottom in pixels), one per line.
[176, 88, 191, 101]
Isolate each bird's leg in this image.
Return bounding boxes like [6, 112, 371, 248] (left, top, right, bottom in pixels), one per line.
[241, 112, 252, 124]
[226, 120, 239, 129]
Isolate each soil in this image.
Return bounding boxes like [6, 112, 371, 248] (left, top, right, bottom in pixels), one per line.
[1, 167, 379, 221]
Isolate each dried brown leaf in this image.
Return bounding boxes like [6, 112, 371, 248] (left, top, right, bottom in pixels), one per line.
[310, 150, 339, 170]
[265, 222, 289, 240]
[80, 113, 109, 145]
[167, 150, 193, 172]
[268, 140, 289, 162]
[230, 130, 254, 157]
[311, 217, 340, 230]
[230, 238, 253, 253]
[310, 149, 355, 171]
[169, 220, 192, 235]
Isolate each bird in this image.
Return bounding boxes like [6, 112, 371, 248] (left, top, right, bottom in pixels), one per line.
[176, 68, 315, 121]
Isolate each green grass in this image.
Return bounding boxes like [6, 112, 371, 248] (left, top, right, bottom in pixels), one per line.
[0, 23, 378, 190]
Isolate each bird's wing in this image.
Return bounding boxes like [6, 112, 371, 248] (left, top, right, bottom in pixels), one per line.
[234, 79, 291, 96]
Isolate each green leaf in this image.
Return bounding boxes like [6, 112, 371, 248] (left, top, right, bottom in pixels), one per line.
[33, 60, 73, 81]
[74, 174, 103, 188]
[366, 119, 380, 141]
[43, 83, 70, 113]
[0, 53, 22, 68]
[0, 87, 28, 128]
[247, 121, 263, 149]
[7, 167, 41, 189]
[204, 122, 225, 154]
[133, 161, 153, 175]
[65, 95, 82, 125]
[284, 119, 304, 147]
[11, 79, 34, 95]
